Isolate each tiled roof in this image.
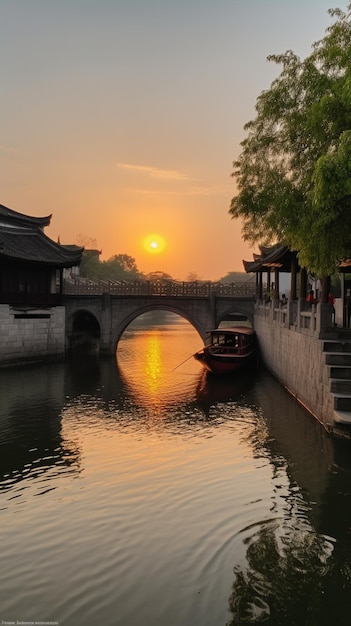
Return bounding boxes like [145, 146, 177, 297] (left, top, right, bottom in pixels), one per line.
[0, 203, 82, 267]
[0, 203, 51, 228]
[244, 242, 351, 274]
[0, 228, 82, 267]
[243, 243, 297, 273]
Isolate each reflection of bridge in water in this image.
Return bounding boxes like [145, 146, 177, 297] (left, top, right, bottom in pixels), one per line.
[63, 279, 256, 356]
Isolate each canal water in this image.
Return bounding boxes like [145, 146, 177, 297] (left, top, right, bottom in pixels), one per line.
[1, 313, 351, 626]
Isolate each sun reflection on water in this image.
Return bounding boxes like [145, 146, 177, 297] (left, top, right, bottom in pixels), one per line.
[117, 324, 201, 409]
[145, 334, 162, 391]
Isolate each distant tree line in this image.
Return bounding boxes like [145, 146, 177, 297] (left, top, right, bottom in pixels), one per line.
[78, 249, 251, 284]
[79, 250, 182, 282]
[80, 251, 142, 281]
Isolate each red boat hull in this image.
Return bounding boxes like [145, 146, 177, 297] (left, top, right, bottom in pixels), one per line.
[194, 348, 257, 375]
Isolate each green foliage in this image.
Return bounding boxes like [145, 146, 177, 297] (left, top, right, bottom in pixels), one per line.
[79, 251, 102, 278]
[80, 251, 142, 281]
[103, 254, 140, 280]
[230, 3, 351, 275]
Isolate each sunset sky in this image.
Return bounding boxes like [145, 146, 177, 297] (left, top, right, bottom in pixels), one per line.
[0, 0, 341, 280]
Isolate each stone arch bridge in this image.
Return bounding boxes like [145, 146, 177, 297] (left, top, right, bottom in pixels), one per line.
[63, 279, 256, 355]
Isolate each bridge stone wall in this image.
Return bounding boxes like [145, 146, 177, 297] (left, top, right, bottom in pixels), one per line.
[214, 298, 255, 328]
[0, 291, 255, 366]
[64, 294, 255, 355]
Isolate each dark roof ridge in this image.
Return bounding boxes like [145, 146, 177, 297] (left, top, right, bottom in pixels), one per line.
[0, 204, 83, 267]
[243, 242, 298, 273]
[0, 203, 51, 228]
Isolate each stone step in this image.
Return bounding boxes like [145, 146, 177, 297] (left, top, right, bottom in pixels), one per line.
[333, 393, 351, 411]
[334, 410, 351, 425]
[325, 352, 351, 366]
[323, 340, 351, 353]
[323, 335, 351, 427]
[329, 365, 351, 380]
[330, 378, 351, 393]
[320, 327, 351, 338]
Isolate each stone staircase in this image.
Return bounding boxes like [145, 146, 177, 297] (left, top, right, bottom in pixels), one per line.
[322, 330, 351, 425]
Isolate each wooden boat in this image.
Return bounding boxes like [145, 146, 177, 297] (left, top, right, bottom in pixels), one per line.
[193, 326, 257, 375]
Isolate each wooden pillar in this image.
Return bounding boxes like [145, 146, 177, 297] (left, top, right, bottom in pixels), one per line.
[290, 258, 297, 300]
[59, 268, 63, 295]
[341, 273, 346, 327]
[258, 271, 263, 300]
[266, 268, 271, 298]
[321, 276, 330, 304]
[274, 267, 279, 299]
[300, 267, 307, 299]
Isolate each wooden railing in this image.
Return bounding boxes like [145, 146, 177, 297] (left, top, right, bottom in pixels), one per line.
[63, 278, 256, 298]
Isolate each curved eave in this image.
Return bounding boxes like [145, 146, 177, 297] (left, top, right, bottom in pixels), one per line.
[0, 229, 83, 267]
[243, 259, 261, 273]
[0, 203, 52, 228]
[243, 244, 298, 273]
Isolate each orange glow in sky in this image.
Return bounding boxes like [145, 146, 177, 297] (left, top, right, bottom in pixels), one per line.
[0, 1, 335, 280]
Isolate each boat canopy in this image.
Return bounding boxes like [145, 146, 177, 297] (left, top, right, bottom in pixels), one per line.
[207, 327, 255, 336]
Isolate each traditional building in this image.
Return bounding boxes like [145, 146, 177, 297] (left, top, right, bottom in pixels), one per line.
[243, 242, 351, 327]
[243, 243, 301, 301]
[0, 203, 82, 365]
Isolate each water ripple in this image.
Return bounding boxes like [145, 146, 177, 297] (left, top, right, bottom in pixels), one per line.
[0, 323, 348, 626]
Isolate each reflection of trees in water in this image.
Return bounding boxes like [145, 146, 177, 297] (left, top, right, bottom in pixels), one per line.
[227, 519, 351, 625]
[243, 370, 336, 517]
[226, 371, 351, 625]
[318, 442, 351, 542]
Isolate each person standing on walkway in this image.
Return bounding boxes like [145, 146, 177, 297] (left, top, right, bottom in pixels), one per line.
[328, 292, 336, 326]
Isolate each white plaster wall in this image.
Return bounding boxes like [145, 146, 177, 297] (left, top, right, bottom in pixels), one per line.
[0, 305, 66, 365]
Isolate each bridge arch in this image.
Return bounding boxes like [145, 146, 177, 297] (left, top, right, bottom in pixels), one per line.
[111, 303, 204, 354]
[217, 305, 254, 328]
[67, 308, 101, 355]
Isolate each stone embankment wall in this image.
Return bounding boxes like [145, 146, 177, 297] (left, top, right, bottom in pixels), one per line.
[255, 301, 334, 433]
[0, 305, 65, 366]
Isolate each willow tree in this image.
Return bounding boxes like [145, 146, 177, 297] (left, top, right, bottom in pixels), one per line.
[230, 4, 351, 276]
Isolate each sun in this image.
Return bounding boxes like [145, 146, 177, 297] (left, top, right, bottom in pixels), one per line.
[143, 233, 166, 254]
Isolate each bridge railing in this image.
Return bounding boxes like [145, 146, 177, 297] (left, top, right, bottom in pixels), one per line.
[63, 278, 256, 298]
